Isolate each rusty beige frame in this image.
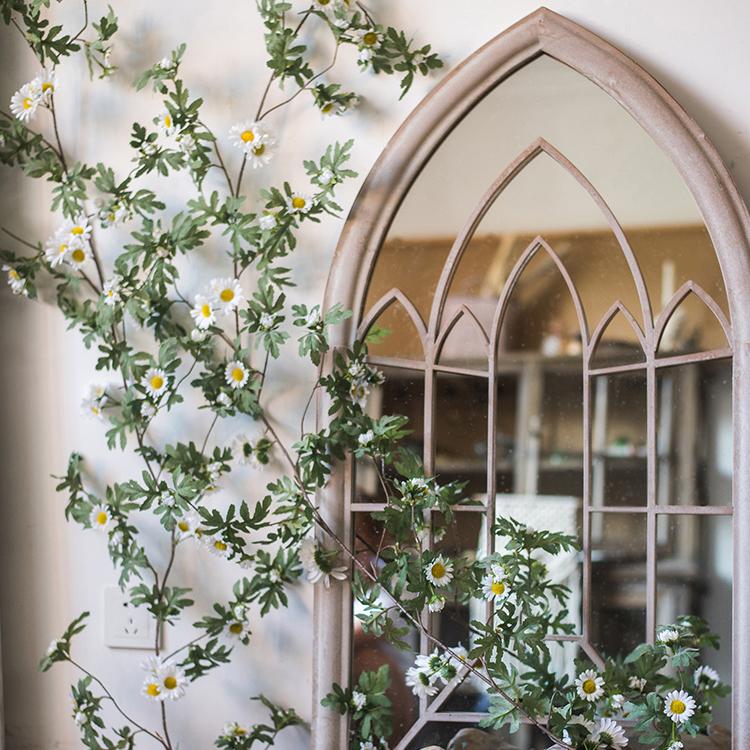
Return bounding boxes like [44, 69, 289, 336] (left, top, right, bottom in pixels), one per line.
[314, 7, 750, 749]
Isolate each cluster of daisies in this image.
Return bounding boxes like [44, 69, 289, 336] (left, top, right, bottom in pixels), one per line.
[345, 359, 385, 406]
[405, 645, 469, 699]
[9, 68, 57, 123]
[81, 383, 109, 422]
[44, 216, 93, 271]
[228, 120, 277, 169]
[190, 277, 244, 333]
[140, 656, 188, 702]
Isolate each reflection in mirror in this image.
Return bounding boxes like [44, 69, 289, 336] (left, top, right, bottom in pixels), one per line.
[351, 39, 735, 747]
[356, 367, 424, 504]
[657, 359, 732, 507]
[657, 290, 730, 357]
[656, 514, 732, 728]
[364, 299, 424, 361]
[591, 372, 647, 508]
[591, 512, 648, 656]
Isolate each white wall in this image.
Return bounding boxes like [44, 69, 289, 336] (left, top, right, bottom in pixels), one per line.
[1, 1, 749, 748]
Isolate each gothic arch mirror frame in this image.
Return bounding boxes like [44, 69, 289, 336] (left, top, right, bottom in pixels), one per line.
[314, 8, 750, 748]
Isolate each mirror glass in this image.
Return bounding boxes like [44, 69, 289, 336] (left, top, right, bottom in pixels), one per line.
[352, 51, 733, 745]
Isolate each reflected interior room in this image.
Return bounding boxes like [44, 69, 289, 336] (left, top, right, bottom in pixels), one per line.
[351, 55, 733, 748]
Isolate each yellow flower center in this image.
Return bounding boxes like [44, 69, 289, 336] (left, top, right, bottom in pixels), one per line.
[22, 97, 33, 109]
[240, 129, 255, 142]
[164, 115, 172, 128]
[96, 511, 108, 525]
[163, 676, 177, 690]
[42, 82, 54, 93]
[231, 367, 244, 382]
[214, 540, 228, 552]
[321, 102, 334, 113]
[582, 678, 597, 694]
[146, 683, 160, 696]
[491, 581, 505, 596]
[71, 248, 86, 263]
[150, 375, 164, 391]
[177, 520, 190, 532]
[229, 622, 244, 634]
[292, 196, 306, 209]
[671, 699, 686, 714]
[71, 226, 85, 235]
[219, 288, 234, 303]
[8, 269, 19, 280]
[234, 727, 247, 735]
[363, 31, 378, 46]
[253, 143, 265, 156]
[431, 562, 446, 579]
[58, 243, 68, 255]
[201, 303, 212, 318]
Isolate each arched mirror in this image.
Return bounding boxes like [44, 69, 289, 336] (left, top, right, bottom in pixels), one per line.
[316, 9, 750, 750]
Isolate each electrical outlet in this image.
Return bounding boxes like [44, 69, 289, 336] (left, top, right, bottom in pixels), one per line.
[103, 585, 158, 649]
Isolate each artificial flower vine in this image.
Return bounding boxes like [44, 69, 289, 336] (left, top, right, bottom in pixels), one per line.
[0, 2, 730, 750]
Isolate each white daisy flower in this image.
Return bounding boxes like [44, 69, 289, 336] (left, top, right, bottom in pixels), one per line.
[156, 110, 176, 136]
[141, 676, 163, 701]
[222, 618, 251, 645]
[358, 430, 374, 448]
[142, 367, 168, 399]
[175, 510, 202, 540]
[140, 401, 156, 420]
[628, 675, 647, 692]
[424, 555, 453, 587]
[568, 715, 595, 733]
[694, 665, 720, 687]
[89, 503, 113, 532]
[157, 56, 173, 70]
[210, 277, 243, 314]
[34, 69, 58, 99]
[176, 131, 196, 155]
[316, 168, 335, 186]
[222, 722, 249, 738]
[156, 661, 187, 701]
[287, 191, 313, 214]
[446, 644, 469, 673]
[45, 230, 71, 268]
[228, 121, 276, 169]
[666, 742, 684, 750]
[357, 47, 374, 66]
[216, 392, 232, 408]
[427, 595, 445, 613]
[66, 243, 91, 269]
[10, 82, 40, 122]
[46, 638, 62, 656]
[190, 295, 216, 330]
[590, 717, 628, 749]
[352, 28, 382, 49]
[224, 360, 249, 389]
[258, 212, 278, 231]
[351, 690, 367, 711]
[359, 741, 376, 750]
[73, 710, 86, 727]
[481, 564, 510, 602]
[98, 202, 131, 228]
[205, 534, 230, 558]
[63, 216, 92, 244]
[575, 669, 605, 702]
[405, 666, 439, 698]
[299, 538, 347, 588]
[81, 386, 107, 421]
[657, 627, 680, 644]
[259, 312, 274, 331]
[3, 264, 26, 295]
[102, 278, 120, 306]
[191, 328, 208, 343]
[611, 693, 625, 711]
[664, 689, 696, 724]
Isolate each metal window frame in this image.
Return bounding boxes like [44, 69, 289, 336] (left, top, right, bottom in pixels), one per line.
[314, 8, 750, 749]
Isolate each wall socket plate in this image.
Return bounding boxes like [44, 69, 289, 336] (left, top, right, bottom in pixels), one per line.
[103, 585, 158, 650]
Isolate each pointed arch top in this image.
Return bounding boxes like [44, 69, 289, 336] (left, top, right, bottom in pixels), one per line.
[324, 7, 750, 348]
